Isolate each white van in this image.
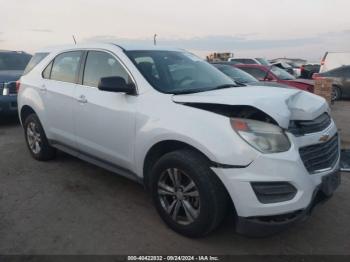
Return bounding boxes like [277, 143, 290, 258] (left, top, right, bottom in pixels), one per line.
[320, 52, 350, 73]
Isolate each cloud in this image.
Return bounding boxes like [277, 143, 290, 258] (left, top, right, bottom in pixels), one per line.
[84, 34, 321, 51]
[29, 29, 53, 33]
[83, 29, 350, 60]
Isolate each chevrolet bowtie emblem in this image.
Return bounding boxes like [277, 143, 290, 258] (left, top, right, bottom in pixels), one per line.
[319, 134, 330, 142]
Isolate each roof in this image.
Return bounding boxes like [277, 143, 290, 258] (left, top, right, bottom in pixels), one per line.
[235, 64, 270, 69]
[35, 42, 183, 53]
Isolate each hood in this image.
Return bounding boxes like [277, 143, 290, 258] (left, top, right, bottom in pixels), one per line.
[0, 70, 23, 83]
[172, 86, 328, 129]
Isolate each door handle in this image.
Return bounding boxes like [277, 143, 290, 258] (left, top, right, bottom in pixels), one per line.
[39, 84, 47, 92]
[77, 95, 88, 104]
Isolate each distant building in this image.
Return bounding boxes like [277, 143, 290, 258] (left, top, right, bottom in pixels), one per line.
[207, 52, 234, 62]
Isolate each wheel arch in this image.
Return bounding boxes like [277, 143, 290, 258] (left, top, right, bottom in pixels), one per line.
[20, 105, 37, 126]
[142, 139, 237, 219]
[142, 140, 213, 190]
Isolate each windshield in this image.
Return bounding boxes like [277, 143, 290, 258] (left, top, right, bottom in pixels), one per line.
[214, 64, 258, 84]
[270, 66, 296, 80]
[0, 52, 32, 71]
[126, 50, 236, 94]
[256, 58, 270, 66]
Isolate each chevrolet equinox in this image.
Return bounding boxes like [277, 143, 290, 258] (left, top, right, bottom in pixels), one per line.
[18, 43, 341, 237]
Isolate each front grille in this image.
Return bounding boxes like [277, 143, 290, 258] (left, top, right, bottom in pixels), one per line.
[289, 113, 331, 136]
[299, 134, 339, 174]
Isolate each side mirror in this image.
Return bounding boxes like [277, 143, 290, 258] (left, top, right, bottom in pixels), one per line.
[98, 77, 136, 95]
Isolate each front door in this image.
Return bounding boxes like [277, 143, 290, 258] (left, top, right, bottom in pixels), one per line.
[74, 50, 137, 170]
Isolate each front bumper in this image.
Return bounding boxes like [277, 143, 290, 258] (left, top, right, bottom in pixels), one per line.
[235, 171, 340, 237]
[0, 95, 18, 115]
[212, 120, 340, 236]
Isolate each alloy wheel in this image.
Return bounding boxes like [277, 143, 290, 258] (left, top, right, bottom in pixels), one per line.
[158, 168, 200, 225]
[26, 121, 42, 154]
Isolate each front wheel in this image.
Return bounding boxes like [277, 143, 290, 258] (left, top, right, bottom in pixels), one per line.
[150, 149, 229, 237]
[24, 113, 56, 161]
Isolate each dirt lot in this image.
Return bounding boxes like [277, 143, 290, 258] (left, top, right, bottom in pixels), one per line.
[0, 102, 349, 255]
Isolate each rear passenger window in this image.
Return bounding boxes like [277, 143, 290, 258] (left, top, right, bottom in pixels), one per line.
[50, 51, 82, 83]
[83, 51, 132, 88]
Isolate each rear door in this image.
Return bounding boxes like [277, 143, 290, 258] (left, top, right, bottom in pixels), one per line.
[73, 50, 137, 170]
[41, 51, 83, 147]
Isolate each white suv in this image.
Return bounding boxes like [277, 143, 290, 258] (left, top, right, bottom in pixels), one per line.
[18, 43, 341, 237]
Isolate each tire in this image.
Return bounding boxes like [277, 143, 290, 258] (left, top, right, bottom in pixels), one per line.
[24, 113, 56, 161]
[332, 86, 341, 101]
[150, 149, 229, 237]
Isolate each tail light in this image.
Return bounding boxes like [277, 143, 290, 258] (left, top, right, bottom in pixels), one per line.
[16, 80, 21, 93]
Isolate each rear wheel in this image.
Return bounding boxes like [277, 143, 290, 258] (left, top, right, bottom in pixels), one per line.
[24, 114, 56, 161]
[332, 86, 341, 101]
[150, 149, 229, 237]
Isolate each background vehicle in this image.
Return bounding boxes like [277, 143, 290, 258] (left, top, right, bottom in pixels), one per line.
[320, 52, 350, 73]
[300, 63, 321, 79]
[228, 57, 271, 65]
[271, 61, 294, 76]
[313, 65, 350, 100]
[270, 58, 307, 77]
[18, 43, 340, 238]
[236, 64, 314, 92]
[212, 63, 290, 88]
[0, 51, 31, 115]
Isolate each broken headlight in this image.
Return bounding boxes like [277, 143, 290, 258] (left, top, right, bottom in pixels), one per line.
[230, 118, 291, 153]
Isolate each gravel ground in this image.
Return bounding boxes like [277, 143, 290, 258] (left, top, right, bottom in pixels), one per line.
[0, 101, 349, 255]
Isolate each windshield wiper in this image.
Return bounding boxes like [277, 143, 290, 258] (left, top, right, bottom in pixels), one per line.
[233, 81, 247, 87]
[172, 89, 208, 95]
[208, 84, 239, 91]
[172, 83, 239, 95]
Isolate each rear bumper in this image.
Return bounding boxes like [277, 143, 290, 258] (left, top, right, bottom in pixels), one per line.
[0, 95, 18, 114]
[235, 172, 340, 237]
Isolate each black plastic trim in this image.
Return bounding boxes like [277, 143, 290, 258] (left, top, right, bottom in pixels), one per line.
[236, 171, 341, 237]
[49, 139, 142, 184]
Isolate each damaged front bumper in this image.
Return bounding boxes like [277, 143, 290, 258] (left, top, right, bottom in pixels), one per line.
[212, 120, 341, 237]
[235, 171, 341, 237]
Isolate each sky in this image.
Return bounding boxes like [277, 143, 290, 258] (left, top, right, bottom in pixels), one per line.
[0, 0, 350, 61]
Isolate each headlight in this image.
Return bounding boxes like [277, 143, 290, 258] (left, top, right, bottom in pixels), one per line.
[230, 118, 291, 153]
